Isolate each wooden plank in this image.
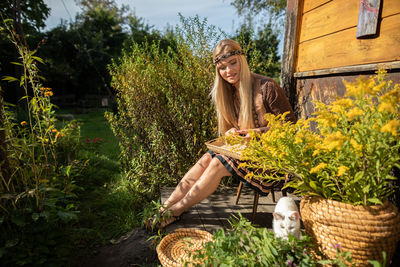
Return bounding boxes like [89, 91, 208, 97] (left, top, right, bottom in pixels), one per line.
[381, 0, 400, 18]
[193, 193, 228, 232]
[281, 0, 303, 117]
[294, 61, 400, 78]
[296, 14, 400, 72]
[207, 187, 251, 228]
[300, 0, 358, 43]
[303, 0, 331, 14]
[295, 72, 400, 119]
[300, 0, 400, 43]
[356, 0, 381, 38]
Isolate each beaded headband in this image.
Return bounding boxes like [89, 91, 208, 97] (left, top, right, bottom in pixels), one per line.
[214, 50, 244, 64]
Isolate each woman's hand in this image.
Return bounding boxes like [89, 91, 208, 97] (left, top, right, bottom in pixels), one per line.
[225, 127, 239, 137]
[225, 128, 250, 139]
[236, 129, 250, 139]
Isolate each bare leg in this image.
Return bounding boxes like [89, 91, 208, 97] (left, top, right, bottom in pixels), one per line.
[169, 158, 231, 216]
[163, 153, 212, 209]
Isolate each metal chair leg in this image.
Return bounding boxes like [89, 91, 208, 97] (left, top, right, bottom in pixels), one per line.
[252, 191, 259, 222]
[235, 182, 243, 205]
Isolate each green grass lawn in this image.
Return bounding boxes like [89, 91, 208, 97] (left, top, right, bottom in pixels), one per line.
[57, 108, 120, 160]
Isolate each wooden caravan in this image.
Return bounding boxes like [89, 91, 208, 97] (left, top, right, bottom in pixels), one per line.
[281, 0, 400, 118]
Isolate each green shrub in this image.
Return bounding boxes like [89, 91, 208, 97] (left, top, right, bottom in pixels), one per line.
[106, 16, 224, 201]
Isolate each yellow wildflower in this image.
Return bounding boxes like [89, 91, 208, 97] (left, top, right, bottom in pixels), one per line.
[344, 80, 359, 97]
[372, 81, 386, 94]
[294, 135, 302, 144]
[20, 121, 27, 126]
[52, 129, 58, 133]
[323, 131, 347, 151]
[330, 104, 344, 114]
[378, 102, 396, 113]
[382, 87, 400, 104]
[310, 162, 327, 174]
[350, 139, 362, 152]
[337, 166, 349, 176]
[312, 150, 320, 156]
[315, 116, 337, 128]
[373, 122, 380, 130]
[280, 152, 288, 157]
[381, 119, 400, 136]
[331, 98, 354, 109]
[344, 76, 375, 97]
[346, 107, 363, 121]
[45, 91, 54, 97]
[294, 131, 306, 144]
[278, 132, 286, 139]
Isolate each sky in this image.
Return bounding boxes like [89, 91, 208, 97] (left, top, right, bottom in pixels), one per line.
[43, 0, 284, 55]
[43, 0, 243, 36]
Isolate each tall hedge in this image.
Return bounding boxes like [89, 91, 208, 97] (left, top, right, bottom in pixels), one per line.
[106, 17, 225, 200]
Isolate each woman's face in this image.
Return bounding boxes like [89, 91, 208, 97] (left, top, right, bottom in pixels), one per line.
[217, 55, 241, 88]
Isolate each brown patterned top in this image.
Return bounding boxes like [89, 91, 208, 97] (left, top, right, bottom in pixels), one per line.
[233, 73, 296, 132]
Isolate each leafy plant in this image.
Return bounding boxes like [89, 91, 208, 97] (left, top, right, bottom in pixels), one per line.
[186, 214, 317, 266]
[318, 243, 354, 267]
[238, 70, 400, 206]
[0, 19, 84, 266]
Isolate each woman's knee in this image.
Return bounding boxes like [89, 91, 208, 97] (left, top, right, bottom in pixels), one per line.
[208, 158, 229, 175]
[197, 153, 212, 168]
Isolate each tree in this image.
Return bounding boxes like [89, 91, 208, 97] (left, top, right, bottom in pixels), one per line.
[0, 0, 50, 35]
[231, 0, 287, 36]
[231, 0, 287, 20]
[39, 0, 174, 106]
[73, 0, 129, 97]
[125, 13, 174, 52]
[39, 23, 80, 98]
[234, 22, 281, 79]
[0, 0, 49, 104]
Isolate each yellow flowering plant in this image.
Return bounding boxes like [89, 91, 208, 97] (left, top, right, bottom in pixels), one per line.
[239, 70, 400, 206]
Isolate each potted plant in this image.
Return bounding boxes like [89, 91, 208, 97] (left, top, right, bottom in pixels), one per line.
[237, 70, 400, 265]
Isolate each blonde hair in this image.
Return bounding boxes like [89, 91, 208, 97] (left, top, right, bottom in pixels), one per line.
[211, 39, 254, 135]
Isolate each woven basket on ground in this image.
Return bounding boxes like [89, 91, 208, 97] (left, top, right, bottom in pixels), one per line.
[300, 196, 400, 266]
[157, 228, 213, 267]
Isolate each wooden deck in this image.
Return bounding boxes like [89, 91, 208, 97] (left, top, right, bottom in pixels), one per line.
[161, 185, 300, 234]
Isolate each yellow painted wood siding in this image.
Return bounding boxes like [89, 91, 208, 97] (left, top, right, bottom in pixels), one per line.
[296, 0, 400, 72]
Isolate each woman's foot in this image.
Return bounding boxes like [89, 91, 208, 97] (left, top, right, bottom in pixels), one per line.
[144, 209, 181, 232]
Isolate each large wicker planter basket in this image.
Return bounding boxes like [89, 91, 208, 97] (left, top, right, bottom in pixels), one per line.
[300, 196, 400, 266]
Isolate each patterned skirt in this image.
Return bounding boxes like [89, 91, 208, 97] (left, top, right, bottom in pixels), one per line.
[207, 150, 283, 196]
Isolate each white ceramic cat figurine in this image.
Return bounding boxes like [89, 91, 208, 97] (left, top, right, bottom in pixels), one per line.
[273, 196, 301, 240]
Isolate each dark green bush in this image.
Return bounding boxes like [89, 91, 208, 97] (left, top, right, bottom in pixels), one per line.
[106, 16, 225, 201]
